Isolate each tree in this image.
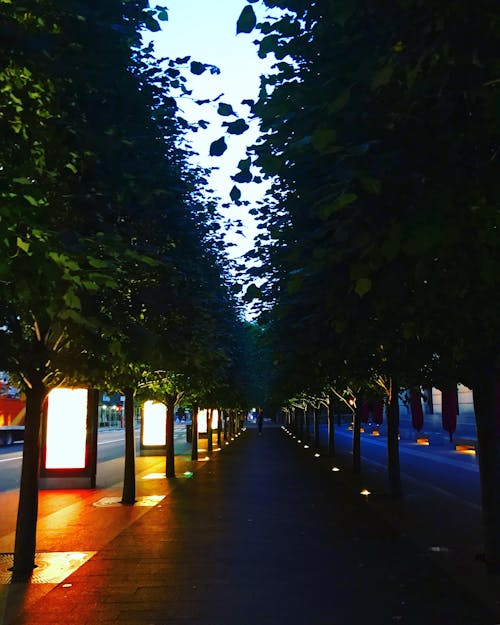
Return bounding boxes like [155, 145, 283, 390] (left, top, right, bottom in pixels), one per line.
[237, 0, 499, 568]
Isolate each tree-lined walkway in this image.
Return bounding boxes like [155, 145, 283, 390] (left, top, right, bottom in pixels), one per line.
[4, 425, 499, 625]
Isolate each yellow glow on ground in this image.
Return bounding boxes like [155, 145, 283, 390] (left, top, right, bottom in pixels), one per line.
[360, 489, 371, 496]
[455, 445, 476, 455]
[45, 388, 87, 469]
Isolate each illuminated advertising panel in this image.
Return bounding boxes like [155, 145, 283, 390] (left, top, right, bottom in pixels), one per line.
[45, 388, 88, 469]
[142, 400, 166, 446]
[197, 409, 219, 434]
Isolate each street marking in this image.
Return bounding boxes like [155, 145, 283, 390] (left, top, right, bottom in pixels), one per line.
[97, 439, 123, 446]
[0, 456, 22, 463]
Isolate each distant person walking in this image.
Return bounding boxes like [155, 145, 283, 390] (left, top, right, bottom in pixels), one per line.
[257, 408, 264, 435]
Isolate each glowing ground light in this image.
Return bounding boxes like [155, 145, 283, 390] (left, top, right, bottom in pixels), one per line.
[332, 467, 340, 472]
[314, 453, 320, 458]
[455, 445, 476, 455]
[142, 473, 166, 480]
[304, 444, 310, 449]
[416, 437, 430, 445]
[360, 489, 371, 496]
[183, 471, 193, 478]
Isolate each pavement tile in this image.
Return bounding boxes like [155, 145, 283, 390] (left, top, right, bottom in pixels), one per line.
[2, 425, 500, 625]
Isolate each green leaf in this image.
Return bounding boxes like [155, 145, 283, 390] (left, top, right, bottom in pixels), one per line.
[238, 157, 251, 171]
[230, 185, 241, 201]
[190, 61, 206, 75]
[312, 128, 337, 152]
[232, 169, 252, 183]
[217, 102, 235, 116]
[328, 89, 351, 113]
[63, 289, 81, 310]
[372, 64, 393, 89]
[224, 118, 249, 135]
[355, 278, 372, 297]
[13, 177, 31, 185]
[23, 195, 39, 206]
[144, 14, 161, 32]
[88, 257, 108, 269]
[16, 237, 30, 253]
[157, 9, 168, 21]
[319, 193, 357, 219]
[237, 5, 257, 34]
[259, 35, 280, 57]
[243, 283, 262, 302]
[209, 137, 228, 156]
[65, 163, 78, 174]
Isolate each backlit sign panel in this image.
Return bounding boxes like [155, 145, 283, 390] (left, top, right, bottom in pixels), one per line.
[198, 409, 219, 434]
[45, 388, 88, 469]
[142, 400, 166, 446]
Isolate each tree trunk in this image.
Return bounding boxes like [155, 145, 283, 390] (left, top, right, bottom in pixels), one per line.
[305, 406, 311, 442]
[217, 408, 222, 448]
[165, 395, 176, 478]
[121, 388, 136, 505]
[386, 380, 402, 498]
[313, 407, 320, 449]
[223, 409, 228, 443]
[352, 405, 361, 473]
[327, 393, 336, 457]
[191, 406, 199, 461]
[473, 365, 500, 574]
[11, 379, 47, 581]
[207, 408, 213, 453]
[299, 407, 305, 440]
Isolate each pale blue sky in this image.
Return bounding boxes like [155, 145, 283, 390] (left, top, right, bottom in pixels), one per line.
[148, 0, 274, 258]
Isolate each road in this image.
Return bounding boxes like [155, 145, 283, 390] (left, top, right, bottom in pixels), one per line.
[290, 422, 482, 514]
[0, 426, 190, 493]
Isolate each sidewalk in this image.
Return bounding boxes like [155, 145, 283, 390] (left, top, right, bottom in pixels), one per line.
[2, 424, 500, 625]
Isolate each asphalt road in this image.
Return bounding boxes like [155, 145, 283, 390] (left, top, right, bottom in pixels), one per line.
[332, 426, 482, 509]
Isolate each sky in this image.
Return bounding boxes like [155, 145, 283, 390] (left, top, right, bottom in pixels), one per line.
[147, 0, 274, 260]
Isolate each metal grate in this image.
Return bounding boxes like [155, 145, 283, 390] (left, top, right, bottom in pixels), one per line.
[0, 551, 96, 584]
[92, 495, 165, 508]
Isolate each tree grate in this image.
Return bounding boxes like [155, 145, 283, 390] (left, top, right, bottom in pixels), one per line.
[0, 551, 96, 584]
